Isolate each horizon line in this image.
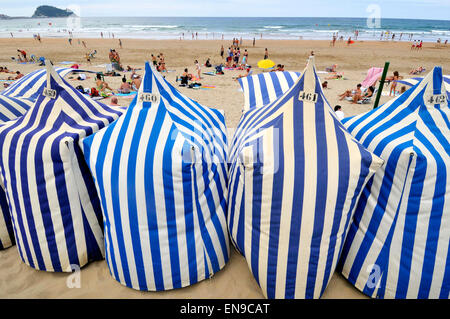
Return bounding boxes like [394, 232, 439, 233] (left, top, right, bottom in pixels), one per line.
[2, 15, 450, 22]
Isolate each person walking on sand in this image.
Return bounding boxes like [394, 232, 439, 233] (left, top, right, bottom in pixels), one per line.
[119, 39, 122, 49]
[253, 37, 256, 47]
[264, 48, 269, 60]
[220, 45, 224, 59]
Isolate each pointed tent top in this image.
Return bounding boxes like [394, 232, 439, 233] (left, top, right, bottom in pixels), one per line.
[43, 60, 65, 99]
[420, 66, 447, 108]
[133, 61, 162, 109]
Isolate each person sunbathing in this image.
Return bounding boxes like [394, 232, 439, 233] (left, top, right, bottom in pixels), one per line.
[110, 97, 120, 107]
[409, 66, 425, 75]
[236, 67, 252, 80]
[118, 76, 132, 94]
[8, 71, 24, 80]
[326, 64, 337, 72]
[96, 74, 113, 92]
[339, 83, 362, 101]
[352, 86, 374, 104]
[326, 73, 344, 80]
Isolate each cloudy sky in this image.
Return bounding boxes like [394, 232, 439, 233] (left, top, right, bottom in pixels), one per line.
[1, 0, 449, 20]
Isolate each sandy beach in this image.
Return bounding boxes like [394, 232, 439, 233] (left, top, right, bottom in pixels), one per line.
[0, 37, 449, 299]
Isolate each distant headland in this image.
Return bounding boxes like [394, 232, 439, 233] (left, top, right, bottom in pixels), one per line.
[0, 5, 77, 20]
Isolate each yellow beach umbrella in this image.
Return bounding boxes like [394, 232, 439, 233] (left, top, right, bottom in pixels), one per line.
[258, 59, 275, 69]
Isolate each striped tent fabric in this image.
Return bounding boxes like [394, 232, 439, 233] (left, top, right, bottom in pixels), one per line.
[0, 63, 123, 272]
[1, 67, 87, 102]
[238, 71, 300, 111]
[0, 96, 34, 250]
[81, 62, 230, 291]
[397, 75, 450, 99]
[0, 95, 33, 123]
[228, 57, 383, 299]
[338, 67, 450, 299]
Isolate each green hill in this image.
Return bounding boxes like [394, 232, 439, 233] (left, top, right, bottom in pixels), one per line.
[32, 5, 76, 18]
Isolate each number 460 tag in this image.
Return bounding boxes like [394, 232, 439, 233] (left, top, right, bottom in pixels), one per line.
[43, 88, 57, 99]
[139, 93, 160, 104]
[298, 91, 318, 103]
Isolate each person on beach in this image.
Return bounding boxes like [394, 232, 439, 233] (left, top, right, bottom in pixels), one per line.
[236, 67, 252, 80]
[242, 50, 249, 66]
[119, 39, 123, 49]
[96, 74, 113, 92]
[253, 38, 256, 47]
[195, 60, 202, 80]
[151, 54, 157, 67]
[339, 83, 362, 101]
[388, 71, 402, 96]
[17, 49, 27, 61]
[264, 48, 269, 60]
[131, 73, 142, 90]
[334, 105, 345, 120]
[110, 97, 120, 106]
[8, 71, 24, 80]
[118, 76, 132, 94]
[352, 86, 374, 104]
[220, 45, 224, 59]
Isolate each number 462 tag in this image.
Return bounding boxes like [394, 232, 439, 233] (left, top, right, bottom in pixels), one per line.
[298, 91, 318, 103]
[426, 94, 447, 106]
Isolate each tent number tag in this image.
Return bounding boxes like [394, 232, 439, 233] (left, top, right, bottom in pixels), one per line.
[140, 93, 160, 104]
[43, 88, 57, 99]
[299, 91, 318, 103]
[426, 94, 446, 105]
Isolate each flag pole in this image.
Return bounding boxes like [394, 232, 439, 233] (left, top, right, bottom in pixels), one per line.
[373, 61, 390, 109]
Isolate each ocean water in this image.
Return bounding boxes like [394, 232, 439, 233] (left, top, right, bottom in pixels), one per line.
[0, 17, 449, 42]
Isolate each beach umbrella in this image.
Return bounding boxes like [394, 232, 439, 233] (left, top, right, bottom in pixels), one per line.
[81, 62, 230, 291]
[0, 62, 123, 271]
[1, 67, 92, 102]
[397, 75, 450, 98]
[227, 57, 383, 299]
[338, 67, 450, 299]
[257, 59, 275, 69]
[238, 71, 301, 111]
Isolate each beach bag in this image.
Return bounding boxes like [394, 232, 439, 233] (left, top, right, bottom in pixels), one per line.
[91, 87, 99, 97]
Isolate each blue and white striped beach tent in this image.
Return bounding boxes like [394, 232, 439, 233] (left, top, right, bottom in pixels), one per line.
[1, 67, 88, 102]
[0, 95, 33, 123]
[0, 63, 123, 271]
[397, 75, 450, 99]
[238, 71, 300, 111]
[228, 57, 383, 299]
[81, 62, 230, 291]
[0, 96, 34, 250]
[338, 67, 450, 299]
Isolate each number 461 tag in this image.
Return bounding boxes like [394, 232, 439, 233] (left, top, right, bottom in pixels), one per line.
[298, 91, 318, 103]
